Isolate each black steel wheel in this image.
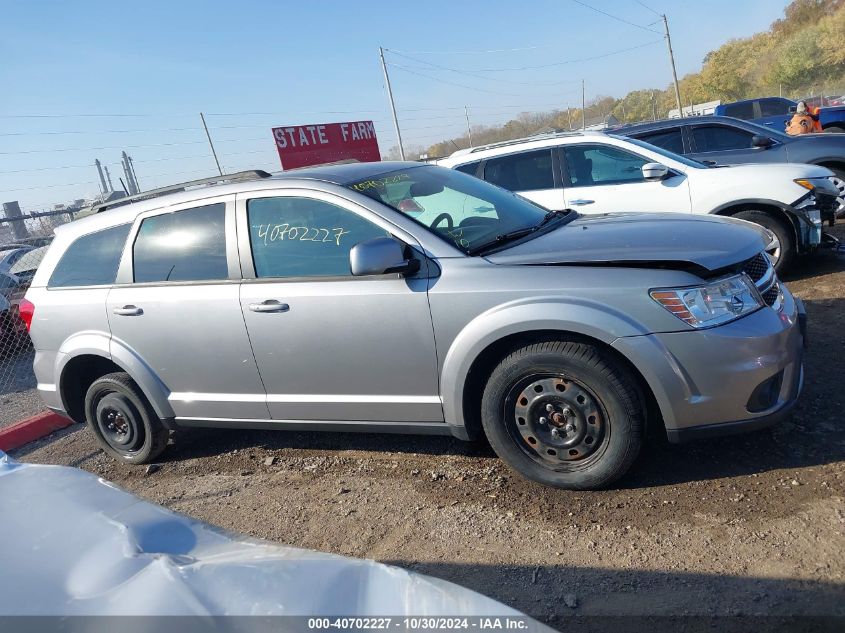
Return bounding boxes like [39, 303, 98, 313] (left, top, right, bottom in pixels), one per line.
[481, 339, 643, 490]
[84, 372, 169, 464]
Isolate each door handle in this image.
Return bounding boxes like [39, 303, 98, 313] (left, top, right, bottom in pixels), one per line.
[249, 300, 290, 313]
[113, 305, 143, 316]
[569, 199, 595, 206]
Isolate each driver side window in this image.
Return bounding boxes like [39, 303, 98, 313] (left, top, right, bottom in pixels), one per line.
[563, 144, 648, 187]
[247, 197, 389, 279]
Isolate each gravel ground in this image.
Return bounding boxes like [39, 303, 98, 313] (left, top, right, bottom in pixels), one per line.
[12, 224, 845, 630]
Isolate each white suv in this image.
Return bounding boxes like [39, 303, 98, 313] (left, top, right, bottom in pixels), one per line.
[436, 131, 838, 272]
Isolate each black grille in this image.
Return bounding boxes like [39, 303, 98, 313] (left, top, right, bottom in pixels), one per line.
[762, 284, 780, 307]
[742, 253, 770, 283]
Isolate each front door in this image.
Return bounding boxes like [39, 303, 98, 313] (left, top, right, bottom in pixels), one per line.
[237, 191, 442, 424]
[108, 197, 269, 421]
[561, 143, 691, 214]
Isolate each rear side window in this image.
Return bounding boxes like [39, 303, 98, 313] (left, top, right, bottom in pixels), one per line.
[723, 101, 754, 119]
[636, 129, 684, 154]
[48, 224, 130, 288]
[483, 149, 554, 191]
[133, 203, 227, 283]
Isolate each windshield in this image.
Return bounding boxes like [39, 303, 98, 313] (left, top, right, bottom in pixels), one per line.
[612, 135, 708, 169]
[347, 165, 554, 253]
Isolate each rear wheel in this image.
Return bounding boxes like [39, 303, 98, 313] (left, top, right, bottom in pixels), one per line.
[480, 340, 643, 490]
[828, 168, 845, 219]
[84, 372, 169, 464]
[733, 210, 794, 274]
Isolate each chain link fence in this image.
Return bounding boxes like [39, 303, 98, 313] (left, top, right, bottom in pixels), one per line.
[0, 214, 72, 427]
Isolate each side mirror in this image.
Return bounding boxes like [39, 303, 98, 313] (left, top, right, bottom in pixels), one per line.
[350, 237, 420, 277]
[641, 162, 669, 181]
[752, 135, 774, 148]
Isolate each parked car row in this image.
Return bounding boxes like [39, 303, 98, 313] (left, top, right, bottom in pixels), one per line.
[24, 158, 806, 490]
[436, 128, 839, 273]
[713, 96, 845, 134]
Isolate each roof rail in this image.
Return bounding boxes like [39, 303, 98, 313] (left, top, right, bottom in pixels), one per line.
[93, 170, 273, 213]
[452, 130, 587, 156]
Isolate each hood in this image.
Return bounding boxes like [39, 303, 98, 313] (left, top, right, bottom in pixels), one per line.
[704, 161, 833, 179]
[486, 213, 769, 273]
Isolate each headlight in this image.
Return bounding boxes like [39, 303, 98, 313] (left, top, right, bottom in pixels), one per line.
[650, 274, 763, 328]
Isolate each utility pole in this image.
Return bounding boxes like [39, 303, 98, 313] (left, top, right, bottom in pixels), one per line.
[652, 91, 657, 121]
[568, 107, 573, 131]
[200, 112, 223, 176]
[662, 14, 683, 117]
[464, 106, 473, 146]
[379, 47, 405, 161]
[128, 155, 141, 192]
[581, 79, 586, 130]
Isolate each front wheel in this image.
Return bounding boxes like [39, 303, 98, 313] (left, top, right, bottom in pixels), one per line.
[732, 210, 794, 274]
[84, 372, 169, 464]
[480, 340, 643, 490]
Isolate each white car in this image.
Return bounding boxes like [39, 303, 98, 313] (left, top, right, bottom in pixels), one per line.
[436, 131, 838, 272]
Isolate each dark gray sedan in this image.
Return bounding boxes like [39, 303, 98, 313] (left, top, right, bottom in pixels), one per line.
[613, 116, 845, 218]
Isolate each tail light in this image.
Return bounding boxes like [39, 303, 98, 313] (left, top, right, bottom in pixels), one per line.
[18, 298, 34, 332]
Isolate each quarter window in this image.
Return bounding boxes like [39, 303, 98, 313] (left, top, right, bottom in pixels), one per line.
[563, 144, 648, 187]
[454, 161, 481, 177]
[483, 150, 554, 191]
[637, 129, 684, 154]
[133, 203, 227, 283]
[48, 224, 130, 288]
[247, 197, 389, 279]
[690, 125, 754, 152]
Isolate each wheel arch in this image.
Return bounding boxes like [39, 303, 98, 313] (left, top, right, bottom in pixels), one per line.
[711, 200, 799, 246]
[56, 333, 174, 424]
[440, 300, 658, 440]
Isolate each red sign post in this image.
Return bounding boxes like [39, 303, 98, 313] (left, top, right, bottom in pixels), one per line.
[271, 121, 381, 170]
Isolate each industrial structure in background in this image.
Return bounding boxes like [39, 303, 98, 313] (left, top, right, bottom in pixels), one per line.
[96, 152, 140, 196]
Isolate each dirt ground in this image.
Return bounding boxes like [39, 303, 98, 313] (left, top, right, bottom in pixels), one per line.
[14, 224, 845, 631]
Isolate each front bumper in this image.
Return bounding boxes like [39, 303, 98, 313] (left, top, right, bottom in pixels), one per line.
[613, 290, 805, 442]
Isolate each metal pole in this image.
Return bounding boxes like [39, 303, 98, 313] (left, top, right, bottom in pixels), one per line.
[128, 155, 141, 192]
[200, 112, 224, 176]
[662, 14, 683, 117]
[581, 79, 586, 130]
[380, 47, 405, 160]
[568, 107, 573, 131]
[652, 91, 657, 121]
[464, 106, 473, 146]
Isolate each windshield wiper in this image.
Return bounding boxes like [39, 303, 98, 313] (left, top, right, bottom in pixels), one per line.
[537, 209, 571, 227]
[467, 209, 573, 256]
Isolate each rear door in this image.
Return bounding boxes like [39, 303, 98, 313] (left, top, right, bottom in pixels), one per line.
[236, 190, 442, 424]
[481, 148, 565, 210]
[107, 195, 269, 421]
[560, 142, 691, 214]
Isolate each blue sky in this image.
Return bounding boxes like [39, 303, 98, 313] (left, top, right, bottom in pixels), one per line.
[1, 0, 791, 209]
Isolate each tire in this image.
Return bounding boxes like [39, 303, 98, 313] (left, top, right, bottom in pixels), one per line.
[84, 372, 169, 464]
[480, 339, 643, 490]
[827, 168, 845, 219]
[823, 126, 845, 133]
[733, 210, 794, 274]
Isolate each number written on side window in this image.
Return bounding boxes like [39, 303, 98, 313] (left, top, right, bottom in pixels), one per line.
[248, 197, 389, 279]
[48, 223, 131, 288]
[133, 203, 228, 283]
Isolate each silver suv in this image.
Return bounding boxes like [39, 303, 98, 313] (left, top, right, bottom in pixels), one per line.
[23, 163, 806, 489]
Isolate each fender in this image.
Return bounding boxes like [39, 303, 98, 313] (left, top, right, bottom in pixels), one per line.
[708, 197, 797, 217]
[439, 296, 651, 433]
[56, 331, 175, 420]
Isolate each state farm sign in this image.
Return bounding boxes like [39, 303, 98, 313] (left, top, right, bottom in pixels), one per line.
[271, 121, 381, 170]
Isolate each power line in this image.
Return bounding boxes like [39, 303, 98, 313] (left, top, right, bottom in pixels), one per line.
[387, 64, 525, 98]
[385, 50, 581, 87]
[634, 0, 662, 17]
[387, 45, 545, 55]
[568, 0, 661, 34]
